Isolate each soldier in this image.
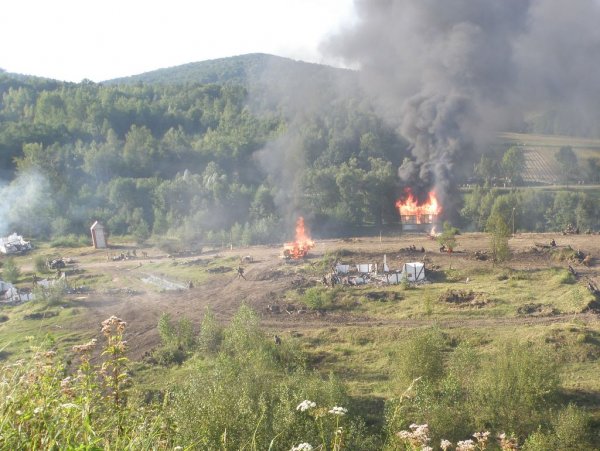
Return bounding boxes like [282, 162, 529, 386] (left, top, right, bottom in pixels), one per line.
[237, 266, 246, 280]
[274, 335, 282, 345]
[550, 239, 556, 247]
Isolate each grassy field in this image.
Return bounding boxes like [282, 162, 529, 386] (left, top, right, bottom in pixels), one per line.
[1, 232, 600, 446]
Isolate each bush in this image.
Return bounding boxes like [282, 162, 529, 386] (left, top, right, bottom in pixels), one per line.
[155, 313, 196, 365]
[523, 405, 593, 450]
[152, 345, 187, 366]
[172, 305, 376, 450]
[49, 234, 89, 248]
[197, 307, 223, 354]
[2, 258, 20, 283]
[32, 282, 66, 306]
[303, 287, 336, 310]
[471, 342, 560, 437]
[33, 255, 48, 274]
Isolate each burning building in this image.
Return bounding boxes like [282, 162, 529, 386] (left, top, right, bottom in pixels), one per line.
[282, 217, 314, 259]
[396, 189, 441, 233]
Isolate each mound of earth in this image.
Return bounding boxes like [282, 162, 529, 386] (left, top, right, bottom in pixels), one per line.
[439, 289, 489, 308]
[364, 291, 401, 302]
[517, 303, 559, 316]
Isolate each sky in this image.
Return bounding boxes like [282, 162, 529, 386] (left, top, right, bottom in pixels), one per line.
[0, 0, 356, 82]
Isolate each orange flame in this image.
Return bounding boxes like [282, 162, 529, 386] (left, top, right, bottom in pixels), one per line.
[283, 217, 315, 259]
[396, 189, 442, 224]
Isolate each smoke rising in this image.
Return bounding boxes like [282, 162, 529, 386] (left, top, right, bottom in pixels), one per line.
[322, 0, 600, 206]
[0, 170, 52, 237]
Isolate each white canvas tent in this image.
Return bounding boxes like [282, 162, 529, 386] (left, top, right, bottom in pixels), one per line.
[401, 262, 425, 282]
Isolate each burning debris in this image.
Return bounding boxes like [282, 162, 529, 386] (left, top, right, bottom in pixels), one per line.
[396, 189, 441, 232]
[282, 217, 315, 259]
[0, 233, 32, 255]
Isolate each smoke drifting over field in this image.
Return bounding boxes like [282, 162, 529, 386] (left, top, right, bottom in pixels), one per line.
[0, 170, 51, 237]
[323, 0, 600, 200]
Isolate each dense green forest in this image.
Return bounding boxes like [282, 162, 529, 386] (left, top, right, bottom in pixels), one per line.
[0, 55, 598, 246]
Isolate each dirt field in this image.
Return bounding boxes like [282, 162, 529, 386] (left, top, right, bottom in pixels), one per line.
[41, 232, 600, 360]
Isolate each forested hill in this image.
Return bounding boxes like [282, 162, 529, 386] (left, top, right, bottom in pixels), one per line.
[0, 54, 409, 245]
[0, 54, 598, 246]
[105, 53, 357, 89]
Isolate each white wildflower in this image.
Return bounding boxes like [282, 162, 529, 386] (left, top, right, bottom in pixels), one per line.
[441, 439, 453, 450]
[328, 406, 348, 415]
[397, 430, 412, 439]
[296, 400, 316, 412]
[456, 439, 475, 451]
[473, 431, 490, 441]
[33, 406, 43, 414]
[290, 443, 313, 451]
[421, 447, 433, 451]
[173, 447, 183, 451]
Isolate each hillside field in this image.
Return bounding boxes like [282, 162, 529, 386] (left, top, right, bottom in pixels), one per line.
[1, 232, 600, 439]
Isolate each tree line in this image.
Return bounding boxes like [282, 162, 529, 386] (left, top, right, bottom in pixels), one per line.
[1, 71, 598, 246]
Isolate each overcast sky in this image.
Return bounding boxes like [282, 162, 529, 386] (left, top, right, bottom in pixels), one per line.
[0, 0, 356, 82]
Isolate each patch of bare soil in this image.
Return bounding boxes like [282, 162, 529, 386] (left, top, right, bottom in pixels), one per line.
[517, 303, 559, 316]
[55, 233, 600, 359]
[438, 289, 489, 308]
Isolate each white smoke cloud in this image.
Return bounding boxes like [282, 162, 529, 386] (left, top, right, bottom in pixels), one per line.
[0, 170, 52, 237]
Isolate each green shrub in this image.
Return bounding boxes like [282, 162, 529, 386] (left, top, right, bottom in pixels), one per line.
[33, 255, 49, 274]
[523, 405, 593, 450]
[32, 282, 66, 306]
[155, 313, 196, 365]
[396, 327, 446, 386]
[303, 287, 335, 310]
[197, 307, 223, 354]
[172, 305, 376, 450]
[152, 345, 187, 366]
[2, 258, 20, 283]
[49, 234, 88, 248]
[471, 342, 560, 437]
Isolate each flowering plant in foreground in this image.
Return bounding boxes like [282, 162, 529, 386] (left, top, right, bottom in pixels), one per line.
[297, 400, 317, 412]
[396, 425, 520, 451]
[0, 316, 174, 449]
[290, 442, 314, 451]
[294, 400, 348, 450]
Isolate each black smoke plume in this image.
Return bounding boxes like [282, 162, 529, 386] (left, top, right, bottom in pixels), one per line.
[323, 0, 600, 211]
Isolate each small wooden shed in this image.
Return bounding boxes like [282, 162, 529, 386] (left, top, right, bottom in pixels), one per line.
[90, 221, 108, 249]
